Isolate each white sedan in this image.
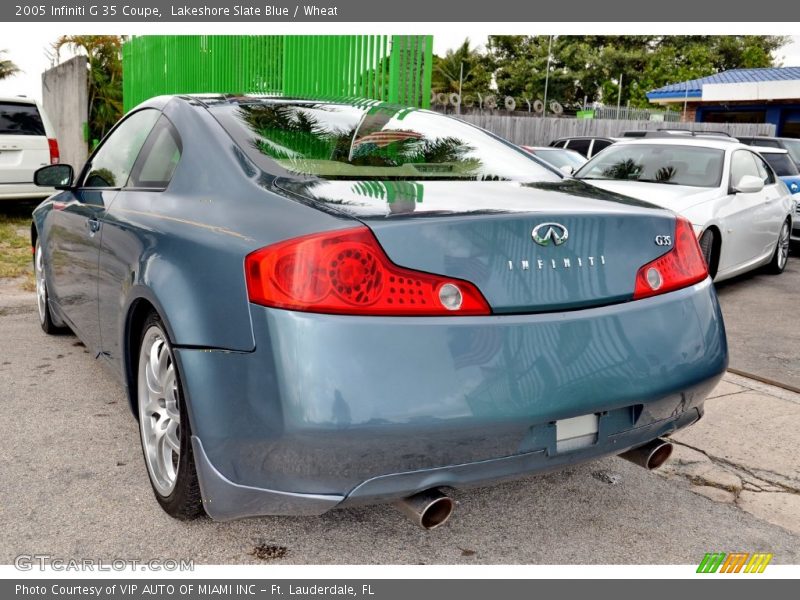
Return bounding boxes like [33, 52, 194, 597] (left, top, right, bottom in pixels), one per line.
[574, 136, 795, 281]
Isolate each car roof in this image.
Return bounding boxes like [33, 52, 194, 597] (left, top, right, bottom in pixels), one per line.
[524, 146, 583, 153]
[609, 137, 746, 151]
[0, 96, 36, 105]
[749, 146, 789, 154]
[555, 136, 615, 141]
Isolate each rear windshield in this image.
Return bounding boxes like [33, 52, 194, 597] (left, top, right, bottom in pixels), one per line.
[760, 152, 799, 176]
[213, 101, 559, 182]
[575, 143, 724, 188]
[782, 139, 800, 164]
[533, 148, 586, 170]
[0, 102, 45, 136]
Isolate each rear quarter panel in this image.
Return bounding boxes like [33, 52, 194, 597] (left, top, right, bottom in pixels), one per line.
[98, 100, 355, 377]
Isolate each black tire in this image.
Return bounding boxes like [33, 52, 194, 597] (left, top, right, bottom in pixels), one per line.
[33, 239, 67, 335]
[698, 230, 716, 276]
[136, 312, 204, 519]
[766, 220, 791, 275]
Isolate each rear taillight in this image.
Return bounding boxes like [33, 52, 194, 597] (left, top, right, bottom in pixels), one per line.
[245, 226, 491, 316]
[47, 138, 60, 164]
[633, 217, 708, 300]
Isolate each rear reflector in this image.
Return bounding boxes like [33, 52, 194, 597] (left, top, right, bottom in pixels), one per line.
[246, 226, 491, 316]
[47, 138, 60, 164]
[633, 217, 708, 300]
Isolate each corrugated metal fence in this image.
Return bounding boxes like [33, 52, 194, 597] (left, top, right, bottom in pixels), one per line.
[122, 35, 432, 112]
[458, 115, 776, 146]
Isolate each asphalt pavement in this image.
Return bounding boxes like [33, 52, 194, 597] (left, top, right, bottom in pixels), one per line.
[715, 252, 800, 391]
[1, 303, 799, 565]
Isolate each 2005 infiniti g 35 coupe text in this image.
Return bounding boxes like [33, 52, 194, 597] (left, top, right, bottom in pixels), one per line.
[31, 96, 727, 527]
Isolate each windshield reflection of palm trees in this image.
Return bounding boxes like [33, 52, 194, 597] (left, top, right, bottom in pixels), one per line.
[601, 158, 677, 183]
[602, 158, 641, 180]
[236, 102, 484, 179]
[237, 104, 347, 162]
[352, 180, 424, 215]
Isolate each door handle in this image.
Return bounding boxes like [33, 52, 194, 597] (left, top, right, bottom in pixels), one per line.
[86, 218, 101, 234]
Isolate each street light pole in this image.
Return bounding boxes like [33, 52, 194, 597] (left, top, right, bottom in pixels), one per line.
[542, 35, 553, 118]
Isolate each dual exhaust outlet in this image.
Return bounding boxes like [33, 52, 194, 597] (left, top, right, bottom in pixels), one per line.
[395, 438, 673, 530]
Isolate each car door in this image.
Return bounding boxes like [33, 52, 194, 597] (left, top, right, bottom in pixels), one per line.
[47, 109, 160, 352]
[718, 149, 772, 271]
[751, 151, 788, 256]
[97, 115, 183, 373]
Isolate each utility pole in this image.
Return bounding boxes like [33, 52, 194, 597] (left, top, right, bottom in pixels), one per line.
[617, 72, 623, 119]
[458, 61, 463, 116]
[683, 85, 690, 120]
[542, 35, 553, 118]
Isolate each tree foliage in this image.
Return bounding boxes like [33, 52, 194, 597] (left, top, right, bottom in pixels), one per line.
[433, 36, 788, 109]
[0, 49, 20, 81]
[431, 38, 492, 97]
[52, 35, 124, 144]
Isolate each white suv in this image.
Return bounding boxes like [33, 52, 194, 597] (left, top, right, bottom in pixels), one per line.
[0, 96, 59, 200]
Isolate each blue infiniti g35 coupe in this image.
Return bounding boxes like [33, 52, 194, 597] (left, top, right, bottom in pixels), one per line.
[31, 95, 728, 527]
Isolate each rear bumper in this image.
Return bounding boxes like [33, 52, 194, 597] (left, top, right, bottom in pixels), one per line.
[175, 278, 727, 520]
[0, 183, 52, 200]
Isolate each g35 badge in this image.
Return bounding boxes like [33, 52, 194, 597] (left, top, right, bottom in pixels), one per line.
[654, 235, 672, 246]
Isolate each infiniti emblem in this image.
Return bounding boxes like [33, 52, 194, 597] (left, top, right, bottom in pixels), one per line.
[532, 222, 569, 246]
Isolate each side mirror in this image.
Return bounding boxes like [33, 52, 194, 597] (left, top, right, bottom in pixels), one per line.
[560, 165, 575, 176]
[34, 164, 74, 190]
[734, 175, 764, 194]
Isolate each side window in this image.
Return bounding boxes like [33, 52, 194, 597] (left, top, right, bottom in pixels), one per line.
[752, 153, 776, 185]
[83, 109, 160, 189]
[129, 117, 182, 189]
[551, 139, 566, 148]
[567, 139, 591, 157]
[592, 139, 613, 154]
[730, 150, 760, 186]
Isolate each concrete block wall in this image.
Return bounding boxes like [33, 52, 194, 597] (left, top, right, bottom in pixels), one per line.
[41, 56, 89, 172]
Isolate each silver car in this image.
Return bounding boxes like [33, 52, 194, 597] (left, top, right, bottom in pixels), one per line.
[575, 137, 795, 281]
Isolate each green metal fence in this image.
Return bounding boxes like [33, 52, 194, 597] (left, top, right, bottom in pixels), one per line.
[122, 35, 432, 112]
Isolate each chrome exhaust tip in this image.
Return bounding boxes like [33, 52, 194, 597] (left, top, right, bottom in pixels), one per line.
[395, 488, 455, 530]
[619, 439, 673, 470]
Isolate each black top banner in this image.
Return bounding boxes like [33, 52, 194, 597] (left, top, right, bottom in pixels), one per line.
[2, 0, 800, 21]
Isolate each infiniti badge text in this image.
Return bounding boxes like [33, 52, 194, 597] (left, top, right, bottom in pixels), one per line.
[508, 256, 606, 271]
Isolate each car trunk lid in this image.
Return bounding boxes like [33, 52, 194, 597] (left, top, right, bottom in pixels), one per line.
[276, 178, 679, 313]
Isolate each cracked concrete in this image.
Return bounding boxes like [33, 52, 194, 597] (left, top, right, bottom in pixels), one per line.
[657, 373, 800, 536]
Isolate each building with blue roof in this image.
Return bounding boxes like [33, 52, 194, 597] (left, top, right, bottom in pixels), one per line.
[647, 67, 800, 137]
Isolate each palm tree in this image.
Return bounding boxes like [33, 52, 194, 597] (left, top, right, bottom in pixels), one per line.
[0, 49, 20, 81]
[432, 39, 483, 93]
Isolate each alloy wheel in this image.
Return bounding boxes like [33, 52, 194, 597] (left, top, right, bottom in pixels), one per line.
[777, 222, 790, 270]
[34, 242, 47, 325]
[138, 326, 181, 497]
